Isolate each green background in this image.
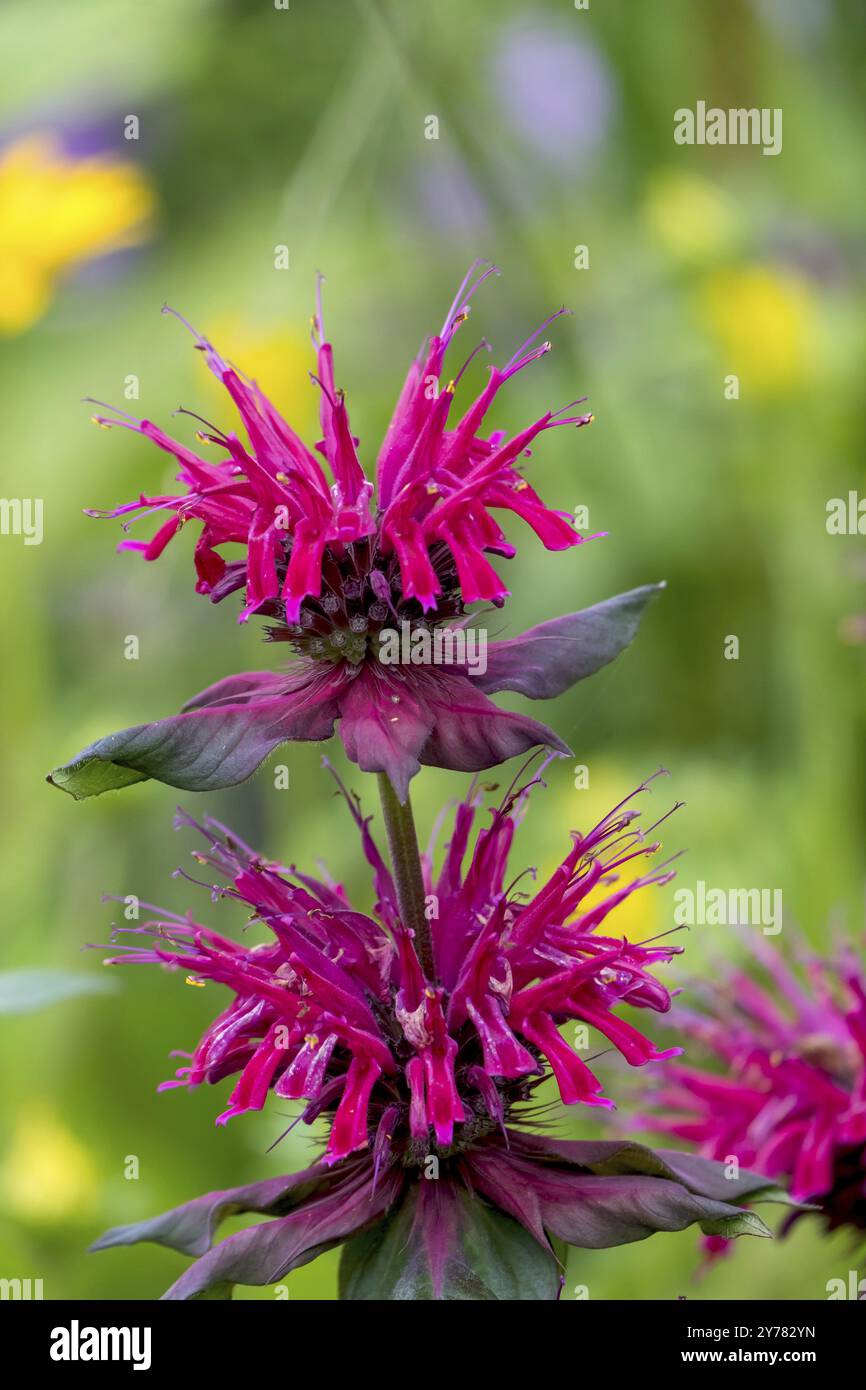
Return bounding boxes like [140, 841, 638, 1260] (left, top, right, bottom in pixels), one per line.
[1, 0, 864, 1301]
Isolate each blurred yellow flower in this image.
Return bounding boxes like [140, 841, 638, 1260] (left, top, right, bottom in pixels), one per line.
[701, 264, 817, 394]
[197, 316, 316, 436]
[643, 169, 738, 262]
[0, 134, 156, 334]
[0, 1106, 96, 1221]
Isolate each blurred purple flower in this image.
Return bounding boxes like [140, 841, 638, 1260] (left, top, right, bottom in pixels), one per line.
[490, 21, 616, 170]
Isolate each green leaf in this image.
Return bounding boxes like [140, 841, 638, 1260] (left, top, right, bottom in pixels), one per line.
[158, 1164, 404, 1301]
[0, 969, 116, 1015]
[700, 1209, 773, 1240]
[519, 1134, 796, 1207]
[339, 1181, 560, 1301]
[462, 1134, 794, 1253]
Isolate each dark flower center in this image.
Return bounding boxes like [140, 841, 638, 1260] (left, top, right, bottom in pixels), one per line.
[264, 536, 467, 665]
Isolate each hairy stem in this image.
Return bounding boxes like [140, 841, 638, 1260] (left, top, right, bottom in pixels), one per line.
[377, 773, 434, 979]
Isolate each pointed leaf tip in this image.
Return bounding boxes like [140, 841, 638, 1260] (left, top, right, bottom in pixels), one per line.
[44, 671, 341, 800]
[475, 583, 666, 701]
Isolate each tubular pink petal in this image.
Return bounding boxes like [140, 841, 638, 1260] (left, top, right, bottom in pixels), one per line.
[326, 1056, 382, 1164]
[520, 1011, 614, 1109]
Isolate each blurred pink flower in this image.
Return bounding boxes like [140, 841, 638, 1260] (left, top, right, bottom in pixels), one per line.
[490, 21, 616, 170]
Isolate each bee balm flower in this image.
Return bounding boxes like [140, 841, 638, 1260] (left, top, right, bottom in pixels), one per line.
[89, 265, 589, 618]
[91, 772, 783, 1300]
[49, 267, 662, 801]
[636, 938, 866, 1241]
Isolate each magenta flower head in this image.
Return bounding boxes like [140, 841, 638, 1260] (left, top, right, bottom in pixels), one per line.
[48, 265, 662, 803]
[636, 937, 866, 1243]
[90, 769, 783, 1300]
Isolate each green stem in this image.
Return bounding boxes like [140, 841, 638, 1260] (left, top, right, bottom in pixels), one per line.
[376, 773, 434, 980]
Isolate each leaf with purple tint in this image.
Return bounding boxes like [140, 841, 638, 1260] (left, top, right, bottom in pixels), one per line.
[90, 1162, 338, 1258]
[417, 672, 571, 775]
[160, 1163, 403, 1300]
[339, 665, 570, 804]
[338, 1179, 560, 1301]
[649, 1149, 794, 1207]
[46, 669, 342, 800]
[475, 584, 664, 699]
[462, 1133, 786, 1252]
[517, 1134, 794, 1206]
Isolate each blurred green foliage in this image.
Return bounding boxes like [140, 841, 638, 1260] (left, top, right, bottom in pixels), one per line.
[1, 0, 864, 1301]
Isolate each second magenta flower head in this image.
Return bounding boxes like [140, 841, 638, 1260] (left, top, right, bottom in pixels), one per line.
[91, 769, 786, 1300]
